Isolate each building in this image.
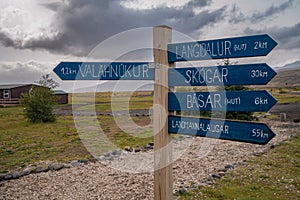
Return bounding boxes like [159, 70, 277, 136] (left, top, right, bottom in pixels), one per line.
[0, 84, 68, 107]
[53, 90, 69, 104]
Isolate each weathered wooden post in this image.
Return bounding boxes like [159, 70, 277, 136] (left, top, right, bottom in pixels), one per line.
[153, 25, 173, 200]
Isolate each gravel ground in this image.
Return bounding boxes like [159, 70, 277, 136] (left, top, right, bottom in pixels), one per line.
[0, 120, 299, 200]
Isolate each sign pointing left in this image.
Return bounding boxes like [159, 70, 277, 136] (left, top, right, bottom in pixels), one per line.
[53, 62, 156, 80]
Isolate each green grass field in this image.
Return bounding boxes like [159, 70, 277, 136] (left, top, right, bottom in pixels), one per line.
[0, 92, 154, 173]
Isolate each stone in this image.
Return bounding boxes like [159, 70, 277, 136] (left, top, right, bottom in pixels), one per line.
[0, 174, 5, 181]
[32, 165, 49, 173]
[49, 163, 64, 171]
[253, 152, 261, 157]
[20, 170, 31, 177]
[212, 174, 221, 179]
[178, 188, 187, 195]
[225, 164, 234, 170]
[4, 174, 13, 180]
[63, 164, 72, 168]
[89, 157, 98, 162]
[134, 148, 141, 153]
[124, 146, 133, 152]
[270, 143, 278, 149]
[148, 142, 154, 146]
[12, 172, 20, 179]
[218, 172, 226, 177]
[79, 159, 89, 164]
[142, 144, 153, 151]
[70, 160, 81, 167]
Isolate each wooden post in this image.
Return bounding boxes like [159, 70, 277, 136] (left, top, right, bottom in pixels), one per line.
[280, 113, 287, 122]
[153, 25, 173, 200]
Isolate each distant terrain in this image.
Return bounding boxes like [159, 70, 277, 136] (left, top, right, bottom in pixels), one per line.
[268, 64, 300, 87]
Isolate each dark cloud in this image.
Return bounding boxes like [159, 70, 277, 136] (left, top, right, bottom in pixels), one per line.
[230, 0, 294, 23]
[0, 0, 226, 56]
[251, 0, 294, 22]
[244, 21, 300, 50]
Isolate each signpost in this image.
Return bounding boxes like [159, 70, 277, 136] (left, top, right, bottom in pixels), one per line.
[168, 34, 277, 62]
[168, 63, 276, 86]
[168, 90, 277, 112]
[168, 116, 275, 145]
[53, 62, 156, 80]
[53, 27, 278, 200]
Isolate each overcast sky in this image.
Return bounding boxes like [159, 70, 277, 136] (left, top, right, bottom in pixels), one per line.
[0, 0, 299, 90]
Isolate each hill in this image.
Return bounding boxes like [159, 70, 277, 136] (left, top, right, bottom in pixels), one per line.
[268, 67, 300, 87]
[274, 60, 300, 71]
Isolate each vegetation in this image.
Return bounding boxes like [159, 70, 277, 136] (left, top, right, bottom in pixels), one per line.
[20, 86, 57, 123]
[179, 132, 300, 200]
[20, 74, 58, 123]
[0, 92, 153, 173]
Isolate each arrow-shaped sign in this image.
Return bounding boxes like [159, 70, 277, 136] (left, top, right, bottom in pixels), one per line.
[168, 34, 277, 62]
[168, 63, 276, 87]
[168, 116, 275, 145]
[168, 90, 277, 112]
[53, 62, 156, 80]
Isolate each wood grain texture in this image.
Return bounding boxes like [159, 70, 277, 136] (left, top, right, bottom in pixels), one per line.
[153, 25, 173, 200]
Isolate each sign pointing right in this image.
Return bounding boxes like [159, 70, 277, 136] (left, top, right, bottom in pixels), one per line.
[168, 63, 276, 87]
[168, 90, 277, 112]
[168, 116, 276, 145]
[168, 34, 278, 62]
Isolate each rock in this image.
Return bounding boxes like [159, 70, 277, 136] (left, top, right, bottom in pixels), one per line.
[32, 165, 49, 173]
[148, 142, 154, 146]
[225, 164, 234, 170]
[98, 156, 106, 161]
[79, 159, 89, 164]
[49, 163, 64, 171]
[142, 144, 153, 151]
[0, 174, 5, 181]
[4, 174, 13, 180]
[12, 172, 20, 179]
[217, 168, 227, 173]
[20, 170, 31, 177]
[211, 174, 221, 179]
[89, 157, 98, 162]
[63, 164, 72, 168]
[218, 171, 226, 177]
[134, 148, 141, 153]
[207, 176, 214, 182]
[70, 160, 81, 167]
[253, 152, 261, 156]
[178, 188, 187, 195]
[205, 180, 213, 185]
[270, 143, 278, 149]
[124, 146, 133, 152]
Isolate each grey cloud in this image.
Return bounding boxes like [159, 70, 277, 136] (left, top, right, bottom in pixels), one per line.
[244, 21, 300, 50]
[0, 0, 226, 56]
[251, 0, 294, 22]
[230, 0, 294, 23]
[0, 61, 51, 84]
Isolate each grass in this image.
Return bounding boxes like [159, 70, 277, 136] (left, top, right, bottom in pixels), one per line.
[0, 107, 89, 173]
[0, 93, 154, 173]
[268, 87, 300, 104]
[179, 132, 300, 200]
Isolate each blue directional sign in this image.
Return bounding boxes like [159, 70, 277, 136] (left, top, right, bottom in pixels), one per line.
[53, 62, 156, 80]
[168, 34, 278, 62]
[168, 63, 276, 87]
[168, 90, 277, 112]
[168, 116, 275, 145]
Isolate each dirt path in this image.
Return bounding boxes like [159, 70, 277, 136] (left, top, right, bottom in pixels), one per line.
[1, 120, 299, 199]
